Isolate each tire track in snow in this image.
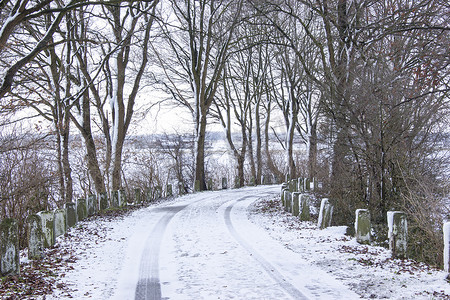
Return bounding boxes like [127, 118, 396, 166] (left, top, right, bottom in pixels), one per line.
[134, 205, 188, 300]
[223, 195, 310, 300]
[134, 192, 216, 300]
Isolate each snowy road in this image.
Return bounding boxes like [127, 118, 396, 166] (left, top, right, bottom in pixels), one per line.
[42, 185, 450, 300]
[111, 185, 359, 300]
[134, 204, 188, 299]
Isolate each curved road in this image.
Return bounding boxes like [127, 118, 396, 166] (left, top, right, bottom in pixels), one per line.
[115, 185, 359, 300]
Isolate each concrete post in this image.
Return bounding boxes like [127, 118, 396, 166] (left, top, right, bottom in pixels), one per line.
[311, 178, 316, 191]
[37, 211, 54, 248]
[53, 208, 66, 238]
[134, 188, 142, 204]
[444, 222, 450, 273]
[387, 211, 408, 258]
[304, 178, 311, 191]
[288, 180, 295, 193]
[0, 218, 19, 276]
[194, 180, 201, 192]
[293, 179, 299, 192]
[234, 177, 240, 189]
[155, 186, 162, 199]
[281, 188, 287, 208]
[299, 194, 311, 221]
[207, 178, 213, 190]
[77, 198, 87, 221]
[27, 214, 43, 260]
[118, 189, 127, 207]
[297, 178, 304, 193]
[87, 194, 97, 215]
[222, 177, 228, 189]
[281, 189, 286, 210]
[317, 181, 323, 190]
[178, 183, 185, 196]
[283, 190, 292, 213]
[166, 184, 173, 197]
[111, 191, 119, 207]
[292, 192, 300, 216]
[146, 188, 152, 202]
[65, 202, 77, 228]
[99, 192, 108, 210]
[355, 209, 371, 244]
[318, 198, 333, 229]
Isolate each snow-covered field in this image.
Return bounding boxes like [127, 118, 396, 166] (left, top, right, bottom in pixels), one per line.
[5, 185, 450, 299]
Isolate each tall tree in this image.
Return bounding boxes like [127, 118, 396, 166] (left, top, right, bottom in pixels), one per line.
[251, 0, 326, 181]
[2, 3, 78, 203]
[0, 0, 138, 99]
[69, 6, 107, 195]
[0, 0, 160, 195]
[154, 0, 243, 191]
[102, 0, 159, 190]
[67, 1, 159, 193]
[213, 60, 250, 188]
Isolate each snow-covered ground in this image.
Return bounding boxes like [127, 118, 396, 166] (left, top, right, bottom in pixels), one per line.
[7, 185, 450, 299]
[249, 197, 450, 299]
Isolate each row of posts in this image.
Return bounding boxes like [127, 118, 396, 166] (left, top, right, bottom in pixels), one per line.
[281, 178, 325, 226]
[0, 184, 177, 277]
[281, 178, 450, 276]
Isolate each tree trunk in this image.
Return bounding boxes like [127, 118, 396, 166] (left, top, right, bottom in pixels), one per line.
[84, 135, 106, 194]
[49, 30, 72, 204]
[255, 100, 262, 185]
[330, 126, 352, 223]
[108, 2, 157, 191]
[327, 0, 353, 224]
[264, 103, 283, 181]
[111, 141, 124, 190]
[55, 126, 65, 203]
[286, 89, 297, 179]
[286, 120, 296, 179]
[237, 155, 245, 188]
[62, 113, 72, 202]
[111, 43, 126, 190]
[79, 89, 106, 195]
[308, 122, 317, 181]
[247, 103, 256, 183]
[194, 113, 208, 191]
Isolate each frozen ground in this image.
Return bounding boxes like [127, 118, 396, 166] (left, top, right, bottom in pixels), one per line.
[5, 185, 450, 299]
[248, 196, 450, 299]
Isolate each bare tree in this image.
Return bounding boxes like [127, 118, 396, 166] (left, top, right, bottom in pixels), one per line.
[253, 0, 449, 229]
[212, 61, 250, 188]
[103, 0, 159, 190]
[0, 127, 55, 247]
[251, 0, 326, 181]
[0, 0, 160, 196]
[0, 0, 141, 99]
[69, 6, 108, 195]
[342, 0, 450, 222]
[2, 5, 78, 202]
[153, 0, 243, 191]
[154, 132, 194, 194]
[63, 1, 160, 193]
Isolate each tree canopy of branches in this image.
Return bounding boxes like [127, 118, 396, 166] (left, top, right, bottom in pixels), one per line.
[152, 0, 244, 191]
